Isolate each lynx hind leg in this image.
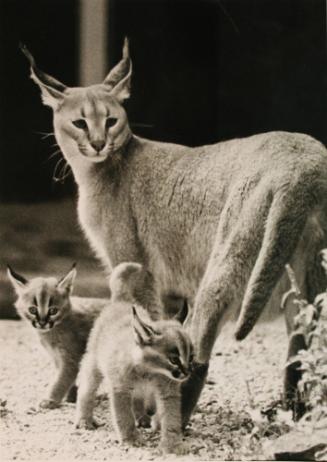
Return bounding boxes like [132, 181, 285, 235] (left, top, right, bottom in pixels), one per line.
[75, 354, 102, 430]
[282, 217, 327, 419]
[110, 387, 139, 445]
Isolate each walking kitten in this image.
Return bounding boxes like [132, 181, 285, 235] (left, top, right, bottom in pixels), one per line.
[7, 264, 108, 409]
[75, 262, 193, 455]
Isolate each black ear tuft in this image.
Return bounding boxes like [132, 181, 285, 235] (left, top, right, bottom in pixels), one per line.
[174, 299, 189, 325]
[19, 42, 35, 66]
[132, 305, 160, 346]
[7, 265, 28, 285]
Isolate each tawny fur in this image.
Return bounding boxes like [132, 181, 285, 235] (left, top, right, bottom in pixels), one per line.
[75, 262, 193, 455]
[8, 266, 108, 408]
[22, 41, 327, 419]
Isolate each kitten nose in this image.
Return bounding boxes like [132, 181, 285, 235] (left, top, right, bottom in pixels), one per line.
[38, 319, 47, 327]
[90, 139, 106, 152]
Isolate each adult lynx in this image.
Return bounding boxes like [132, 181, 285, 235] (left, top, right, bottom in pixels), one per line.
[21, 40, 327, 421]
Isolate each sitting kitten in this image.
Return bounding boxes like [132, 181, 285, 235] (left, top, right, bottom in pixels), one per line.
[7, 264, 108, 409]
[75, 262, 193, 455]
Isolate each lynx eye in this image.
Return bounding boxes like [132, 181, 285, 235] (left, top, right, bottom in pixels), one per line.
[72, 119, 88, 130]
[48, 307, 58, 316]
[28, 306, 37, 315]
[106, 117, 118, 129]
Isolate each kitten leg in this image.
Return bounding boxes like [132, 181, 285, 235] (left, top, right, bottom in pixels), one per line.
[75, 355, 102, 430]
[39, 362, 79, 409]
[66, 384, 78, 403]
[111, 387, 139, 445]
[132, 396, 151, 428]
[154, 381, 187, 455]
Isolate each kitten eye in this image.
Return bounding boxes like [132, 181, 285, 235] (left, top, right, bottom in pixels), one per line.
[169, 356, 180, 366]
[72, 119, 88, 130]
[28, 307, 37, 315]
[106, 117, 118, 129]
[48, 307, 58, 316]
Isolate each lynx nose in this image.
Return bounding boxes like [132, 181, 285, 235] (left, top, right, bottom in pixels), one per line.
[90, 139, 106, 152]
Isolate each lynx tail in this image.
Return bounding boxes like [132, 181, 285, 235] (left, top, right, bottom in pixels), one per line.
[235, 186, 316, 341]
[109, 262, 143, 297]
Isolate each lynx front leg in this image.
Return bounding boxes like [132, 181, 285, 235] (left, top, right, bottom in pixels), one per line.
[39, 362, 79, 409]
[182, 202, 267, 424]
[181, 276, 230, 426]
[110, 388, 139, 445]
[182, 259, 247, 425]
[75, 355, 102, 429]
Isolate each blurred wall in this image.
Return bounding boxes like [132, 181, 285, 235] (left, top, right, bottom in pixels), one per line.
[0, 0, 79, 202]
[0, 0, 326, 202]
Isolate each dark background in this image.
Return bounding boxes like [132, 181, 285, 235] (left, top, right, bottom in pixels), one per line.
[0, 0, 326, 202]
[0, 0, 326, 318]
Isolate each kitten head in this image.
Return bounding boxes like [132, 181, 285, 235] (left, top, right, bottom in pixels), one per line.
[20, 39, 132, 165]
[7, 264, 76, 332]
[132, 302, 194, 382]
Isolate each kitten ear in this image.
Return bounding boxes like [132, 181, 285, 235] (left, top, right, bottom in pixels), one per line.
[20, 43, 66, 110]
[174, 299, 189, 325]
[7, 265, 28, 295]
[103, 38, 132, 102]
[57, 264, 77, 293]
[132, 306, 159, 347]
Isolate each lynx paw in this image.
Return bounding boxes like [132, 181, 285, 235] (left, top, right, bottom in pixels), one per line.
[74, 417, 102, 430]
[38, 399, 60, 410]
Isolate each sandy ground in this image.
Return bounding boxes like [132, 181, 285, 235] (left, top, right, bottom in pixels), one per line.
[0, 317, 288, 461]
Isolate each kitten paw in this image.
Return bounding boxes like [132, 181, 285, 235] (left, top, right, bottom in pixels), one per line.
[151, 415, 161, 432]
[38, 399, 60, 410]
[119, 433, 144, 447]
[74, 417, 102, 430]
[160, 440, 189, 455]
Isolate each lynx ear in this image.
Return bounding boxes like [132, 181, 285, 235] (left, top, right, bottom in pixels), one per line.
[7, 265, 28, 295]
[103, 38, 132, 102]
[20, 43, 66, 110]
[132, 306, 159, 347]
[174, 299, 189, 325]
[57, 264, 77, 293]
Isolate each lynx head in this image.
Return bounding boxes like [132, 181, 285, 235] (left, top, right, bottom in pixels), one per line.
[7, 264, 76, 332]
[21, 39, 132, 165]
[132, 302, 194, 382]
